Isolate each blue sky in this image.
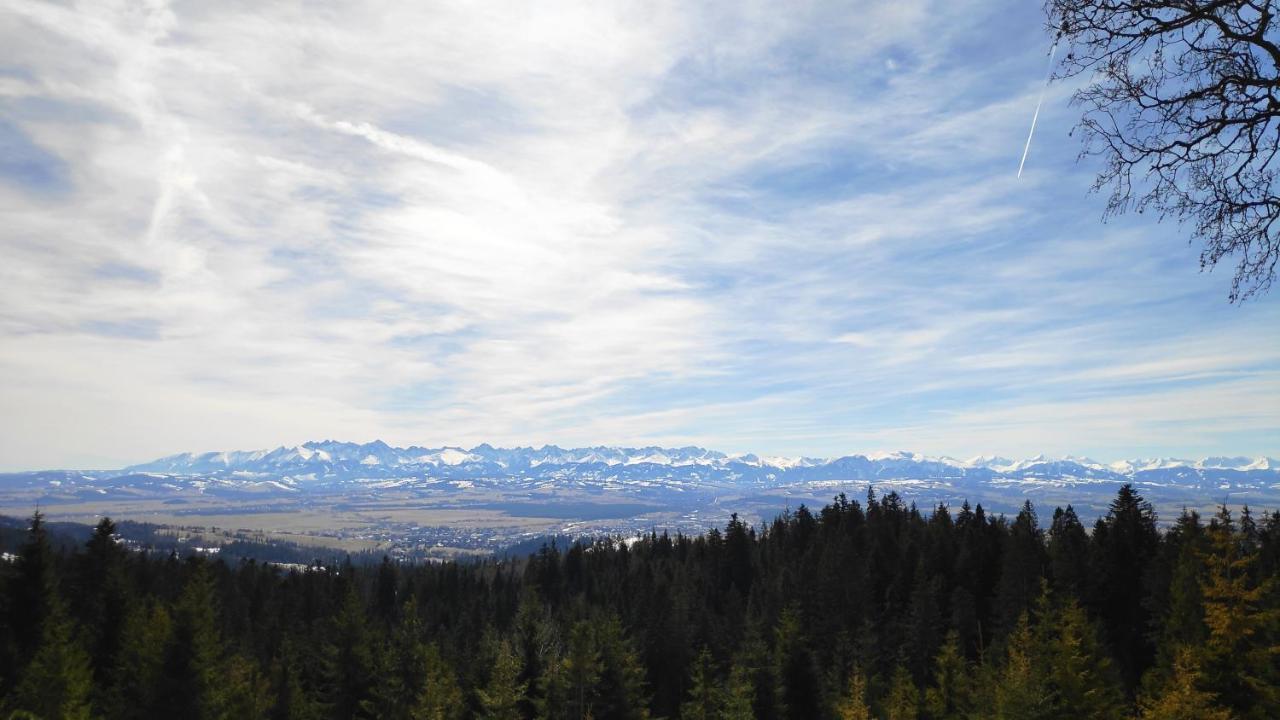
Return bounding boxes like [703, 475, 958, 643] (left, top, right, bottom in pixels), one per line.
[1, 0, 1277, 470]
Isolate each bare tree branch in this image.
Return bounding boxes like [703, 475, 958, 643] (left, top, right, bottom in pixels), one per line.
[1048, 0, 1280, 301]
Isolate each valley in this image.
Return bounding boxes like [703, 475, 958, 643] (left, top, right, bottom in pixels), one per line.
[3, 441, 1276, 559]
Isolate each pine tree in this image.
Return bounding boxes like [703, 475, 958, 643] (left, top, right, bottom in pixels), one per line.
[1137, 647, 1231, 720]
[478, 638, 527, 720]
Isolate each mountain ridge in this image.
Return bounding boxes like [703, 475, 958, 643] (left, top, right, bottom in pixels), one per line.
[5, 440, 1278, 550]
[119, 440, 1278, 477]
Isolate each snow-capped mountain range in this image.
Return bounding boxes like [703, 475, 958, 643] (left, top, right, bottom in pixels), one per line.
[4, 442, 1278, 540]
[112, 441, 1277, 484]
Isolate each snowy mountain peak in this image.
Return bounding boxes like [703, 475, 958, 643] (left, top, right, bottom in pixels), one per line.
[113, 442, 1279, 488]
[1199, 456, 1278, 470]
[962, 455, 1015, 470]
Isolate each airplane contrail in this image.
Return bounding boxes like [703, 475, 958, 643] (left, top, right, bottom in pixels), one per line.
[1017, 41, 1058, 179]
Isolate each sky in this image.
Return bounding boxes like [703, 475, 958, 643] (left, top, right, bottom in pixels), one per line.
[1, 0, 1278, 470]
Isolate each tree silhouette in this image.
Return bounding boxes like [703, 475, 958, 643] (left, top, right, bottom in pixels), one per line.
[0, 491, 1276, 719]
[1048, 0, 1280, 301]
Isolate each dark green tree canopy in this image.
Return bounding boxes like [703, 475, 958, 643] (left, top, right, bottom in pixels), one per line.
[2, 486, 1278, 719]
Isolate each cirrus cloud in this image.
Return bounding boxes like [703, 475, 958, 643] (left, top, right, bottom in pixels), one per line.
[0, 0, 1276, 469]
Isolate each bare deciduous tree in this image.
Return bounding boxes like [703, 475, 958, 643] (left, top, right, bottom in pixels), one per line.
[1048, 0, 1280, 301]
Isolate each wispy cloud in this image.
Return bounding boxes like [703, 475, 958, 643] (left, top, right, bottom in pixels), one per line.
[0, 0, 1275, 469]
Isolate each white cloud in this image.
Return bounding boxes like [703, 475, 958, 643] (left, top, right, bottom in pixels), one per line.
[0, 0, 1275, 469]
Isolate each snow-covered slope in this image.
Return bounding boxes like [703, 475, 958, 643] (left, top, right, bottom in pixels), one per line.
[101, 441, 1277, 489]
[2, 442, 1276, 520]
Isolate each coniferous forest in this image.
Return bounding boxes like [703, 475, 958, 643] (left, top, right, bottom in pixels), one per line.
[2, 485, 1278, 720]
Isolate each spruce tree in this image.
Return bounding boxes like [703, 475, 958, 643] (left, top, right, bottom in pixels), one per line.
[107, 603, 172, 720]
[923, 631, 972, 720]
[7, 597, 93, 720]
[736, 624, 781, 720]
[834, 665, 871, 720]
[409, 643, 464, 720]
[271, 636, 325, 720]
[375, 556, 400, 625]
[540, 620, 602, 720]
[1091, 484, 1159, 690]
[221, 653, 274, 720]
[1046, 599, 1124, 720]
[514, 588, 556, 719]
[1137, 647, 1231, 720]
[904, 572, 944, 682]
[723, 513, 754, 596]
[1165, 513, 1208, 644]
[154, 563, 228, 720]
[79, 515, 131, 706]
[535, 653, 572, 720]
[321, 584, 376, 720]
[719, 662, 755, 720]
[775, 606, 818, 720]
[477, 639, 527, 720]
[883, 664, 919, 720]
[8, 511, 57, 671]
[995, 502, 1047, 633]
[365, 596, 436, 720]
[593, 616, 649, 720]
[1047, 506, 1089, 597]
[992, 613, 1051, 720]
[1199, 508, 1280, 719]
[0, 484, 1277, 720]
[680, 647, 719, 720]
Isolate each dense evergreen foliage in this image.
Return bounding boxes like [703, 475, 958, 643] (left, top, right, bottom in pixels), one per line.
[2, 485, 1278, 719]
